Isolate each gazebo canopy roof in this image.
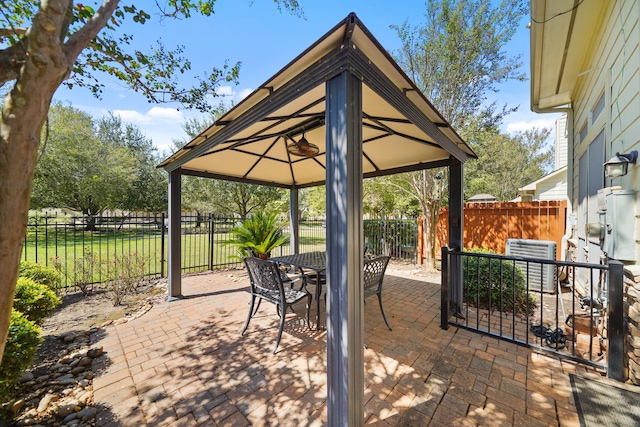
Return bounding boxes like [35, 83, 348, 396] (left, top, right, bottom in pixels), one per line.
[158, 13, 476, 188]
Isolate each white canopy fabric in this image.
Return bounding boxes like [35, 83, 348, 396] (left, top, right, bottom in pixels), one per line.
[158, 13, 475, 185]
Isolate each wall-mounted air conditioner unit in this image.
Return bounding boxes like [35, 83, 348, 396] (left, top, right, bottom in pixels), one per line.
[506, 239, 557, 293]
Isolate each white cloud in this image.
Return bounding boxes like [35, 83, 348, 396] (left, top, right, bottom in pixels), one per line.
[236, 88, 254, 102]
[113, 109, 151, 125]
[504, 117, 558, 134]
[112, 107, 188, 152]
[216, 85, 235, 97]
[147, 107, 183, 121]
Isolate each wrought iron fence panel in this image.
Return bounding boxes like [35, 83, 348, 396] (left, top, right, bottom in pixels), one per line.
[22, 213, 420, 290]
[441, 248, 623, 376]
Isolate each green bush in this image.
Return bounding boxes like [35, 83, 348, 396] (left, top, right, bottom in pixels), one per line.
[104, 252, 148, 306]
[13, 278, 62, 325]
[463, 248, 537, 315]
[19, 261, 62, 292]
[0, 310, 42, 401]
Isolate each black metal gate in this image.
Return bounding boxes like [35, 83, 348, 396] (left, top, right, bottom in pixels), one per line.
[440, 247, 625, 381]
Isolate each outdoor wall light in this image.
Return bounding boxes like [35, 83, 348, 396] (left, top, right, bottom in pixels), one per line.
[604, 150, 638, 178]
[286, 131, 319, 157]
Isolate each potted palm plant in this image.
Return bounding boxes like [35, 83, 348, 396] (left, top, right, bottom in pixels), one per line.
[226, 211, 289, 259]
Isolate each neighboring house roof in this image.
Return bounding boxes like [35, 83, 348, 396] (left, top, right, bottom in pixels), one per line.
[158, 13, 476, 189]
[468, 194, 497, 202]
[519, 166, 568, 192]
[530, 0, 607, 109]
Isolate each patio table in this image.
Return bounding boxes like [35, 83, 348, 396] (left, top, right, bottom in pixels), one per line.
[270, 251, 326, 329]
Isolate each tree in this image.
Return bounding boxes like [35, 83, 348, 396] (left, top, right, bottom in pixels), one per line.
[465, 127, 553, 201]
[390, 0, 527, 270]
[31, 103, 139, 228]
[96, 113, 167, 213]
[31, 104, 166, 227]
[0, 0, 300, 362]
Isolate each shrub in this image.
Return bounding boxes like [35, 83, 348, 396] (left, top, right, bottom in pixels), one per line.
[19, 261, 62, 292]
[0, 311, 42, 401]
[13, 277, 62, 325]
[104, 252, 148, 306]
[463, 248, 537, 315]
[72, 247, 99, 295]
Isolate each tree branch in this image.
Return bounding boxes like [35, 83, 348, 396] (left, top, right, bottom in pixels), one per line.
[0, 27, 28, 38]
[64, 0, 121, 61]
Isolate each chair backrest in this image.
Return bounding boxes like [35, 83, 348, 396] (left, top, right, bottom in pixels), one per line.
[244, 257, 285, 296]
[363, 255, 391, 297]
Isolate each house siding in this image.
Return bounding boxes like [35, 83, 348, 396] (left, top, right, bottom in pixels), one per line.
[568, 0, 640, 384]
[572, 0, 639, 262]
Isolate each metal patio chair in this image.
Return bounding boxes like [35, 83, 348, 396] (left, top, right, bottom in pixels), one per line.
[242, 257, 312, 353]
[364, 255, 392, 330]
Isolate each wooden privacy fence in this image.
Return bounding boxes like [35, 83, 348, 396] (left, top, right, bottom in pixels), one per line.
[436, 200, 567, 258]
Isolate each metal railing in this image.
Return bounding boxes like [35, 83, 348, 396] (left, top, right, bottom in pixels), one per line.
[440, 247, 624, 380]
[23, 214, 420, 289]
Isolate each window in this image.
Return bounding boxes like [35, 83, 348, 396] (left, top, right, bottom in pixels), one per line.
[579, 122, 588, 143]
[592, 92, 605, 124]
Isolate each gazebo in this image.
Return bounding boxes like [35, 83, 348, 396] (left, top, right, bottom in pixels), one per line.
[158, 13, 475, 426]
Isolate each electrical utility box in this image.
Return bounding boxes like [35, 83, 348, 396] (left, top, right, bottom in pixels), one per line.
[506, 239, 557, 293]
[598, 187, 636, 261]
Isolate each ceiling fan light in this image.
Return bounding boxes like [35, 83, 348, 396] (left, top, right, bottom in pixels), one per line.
[287, 133, 319, 157]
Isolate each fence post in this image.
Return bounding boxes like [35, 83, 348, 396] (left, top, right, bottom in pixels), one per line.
[441, 246, 449, 330]
[160, 212, 166, 278]
[607, 260, 625, 381]
[208, 215, 215, 271]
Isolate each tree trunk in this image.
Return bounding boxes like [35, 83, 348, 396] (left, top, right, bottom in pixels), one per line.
[0, 0, 120, 363]
[420, 202, 438, 273]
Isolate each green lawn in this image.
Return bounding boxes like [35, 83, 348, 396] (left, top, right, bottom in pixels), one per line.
[22, 223, 326, 288]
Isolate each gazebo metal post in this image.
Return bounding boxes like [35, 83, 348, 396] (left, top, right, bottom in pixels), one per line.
[448, 161, 464, 314]
[325, 70, 364, 426]
[290, 187, 300, 255]
[168, 168, 182, 300]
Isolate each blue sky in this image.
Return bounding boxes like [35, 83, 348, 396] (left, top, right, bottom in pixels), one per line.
[54, 0, 560, 154]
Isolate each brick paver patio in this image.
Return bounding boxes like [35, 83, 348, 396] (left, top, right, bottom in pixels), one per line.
[90, 264, 605, 426]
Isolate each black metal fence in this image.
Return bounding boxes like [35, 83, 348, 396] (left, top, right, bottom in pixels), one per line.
[440, 247, 624, 380]
[364, 218, 418, 262]
[23, 213, 418, 289]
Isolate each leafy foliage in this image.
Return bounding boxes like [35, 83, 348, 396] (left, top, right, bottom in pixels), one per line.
[463, 248, 537, 315]
[389, 0, 527, 269]
[392, 0, 527, 128]
[13, 278, 62, 325]
[465, 127, 554, 201]
[0, 311, 42, 402]
[18, 261, 62, 293]
[31, 104, 167, 218]
[104, 252, 148, 306]
[226, 211, 289, 259]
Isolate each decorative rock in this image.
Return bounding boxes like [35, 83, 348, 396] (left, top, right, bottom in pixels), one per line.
[36, 393, 56, 413]
[56, 378, 76, 386]
[11, 399, 25, 414]
[15, 417, 36, 426]
[70, 366, 85, 375]
[78, 357, 92, 366]
[87, 347, 103, 358]
[57, 403, 78, 418]
[82, 407, 97, 420]
[62, 412, 78, 423]
[19, 372, 34, 383]
[35, 374, 49, 383]
[78, 379, 90, 388]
